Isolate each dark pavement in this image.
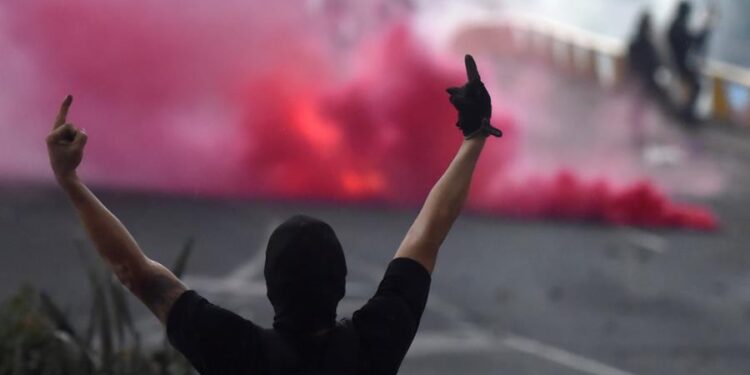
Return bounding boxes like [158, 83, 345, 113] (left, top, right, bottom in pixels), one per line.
[3, 57, 750, 374]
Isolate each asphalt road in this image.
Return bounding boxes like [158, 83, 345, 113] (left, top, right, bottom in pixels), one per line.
[2, 173, 750, 375]
[3, 58, 750, 374]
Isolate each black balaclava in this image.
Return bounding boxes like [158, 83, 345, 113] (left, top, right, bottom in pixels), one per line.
[264, 215, 347, 334]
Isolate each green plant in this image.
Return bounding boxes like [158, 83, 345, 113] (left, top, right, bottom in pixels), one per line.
[0, 239, 196, 375]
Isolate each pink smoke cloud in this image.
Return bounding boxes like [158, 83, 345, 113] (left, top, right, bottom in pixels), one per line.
[0, 0, 717, 230]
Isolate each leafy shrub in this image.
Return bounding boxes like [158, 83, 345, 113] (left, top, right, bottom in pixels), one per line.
[0, 239, 195, 375]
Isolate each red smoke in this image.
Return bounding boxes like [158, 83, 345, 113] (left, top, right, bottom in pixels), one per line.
[0, 1, 717, 230]
[235, 25, 513, 205]
[478, 171, 716, 230]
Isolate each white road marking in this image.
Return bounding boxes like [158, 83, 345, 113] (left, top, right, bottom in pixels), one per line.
[407, 332, 497, 355]
[501, 334, 636, 375]
[347, 256, 637, 375]
[142, 225, 639, 375]
[621, 228, 667, 254]
[182, 219, 281, 295]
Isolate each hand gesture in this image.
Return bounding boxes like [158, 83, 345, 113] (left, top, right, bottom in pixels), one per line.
[446, 55, 502, 139]
[46, 95, 88, 184]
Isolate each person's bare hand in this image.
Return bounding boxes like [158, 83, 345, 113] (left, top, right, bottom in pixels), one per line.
[46, 95, 88, 185]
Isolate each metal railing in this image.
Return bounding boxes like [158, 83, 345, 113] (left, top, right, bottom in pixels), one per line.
[452, 13, 750, 127]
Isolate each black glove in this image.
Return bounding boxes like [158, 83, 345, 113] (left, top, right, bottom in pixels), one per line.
[446, 55, 502, 139]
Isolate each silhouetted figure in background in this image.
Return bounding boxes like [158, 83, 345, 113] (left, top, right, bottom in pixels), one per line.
[628, 13, 661, 95]
[667, 1, 716, 122]
[627, 12, 662, 152]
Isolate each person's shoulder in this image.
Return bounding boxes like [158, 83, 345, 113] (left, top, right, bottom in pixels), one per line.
[167, 290, 262, 342]
[388, 257, 431, 278]
[166, 291, 264, 374]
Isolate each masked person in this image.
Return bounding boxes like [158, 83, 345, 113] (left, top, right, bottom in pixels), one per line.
[667, 1, 717, 122]
[46, 55, 501, 375]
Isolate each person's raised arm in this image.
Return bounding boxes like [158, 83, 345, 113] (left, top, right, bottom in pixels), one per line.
[46, 96, 186, 323]
[394, 55, 501, 273]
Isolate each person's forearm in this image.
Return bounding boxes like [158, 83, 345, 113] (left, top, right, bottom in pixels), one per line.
[398, 137, 485, 269]
[59, 176, 148, 278]
[47, 97, 187, 324]
[422, 137, 485, 227]
[60, 175, 186, 322]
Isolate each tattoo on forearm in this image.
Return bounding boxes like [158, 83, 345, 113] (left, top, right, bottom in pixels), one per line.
[137, 272, 184, 321]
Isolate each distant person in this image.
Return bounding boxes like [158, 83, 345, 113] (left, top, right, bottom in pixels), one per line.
[46, 55, 501, 374]
[627, 12, 663, 151]
[667, 1, 718, 122]
[628, 12, 661, 95]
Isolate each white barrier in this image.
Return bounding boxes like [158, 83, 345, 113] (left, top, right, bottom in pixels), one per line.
[451, 13, 750, 127]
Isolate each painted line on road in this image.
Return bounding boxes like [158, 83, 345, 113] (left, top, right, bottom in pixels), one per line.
[501, 334, 636, 375]
[147, 221, 640, 375]
[621, 228, 667, 254]
[350, 256, 638, 375]
[182, 219, 282, 295]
